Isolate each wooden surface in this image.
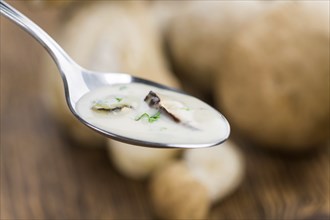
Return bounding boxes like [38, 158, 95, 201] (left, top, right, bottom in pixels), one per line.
[1, 2, 329, 220]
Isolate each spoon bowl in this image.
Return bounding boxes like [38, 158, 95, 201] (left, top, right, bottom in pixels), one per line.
[0, 0, 230, 148]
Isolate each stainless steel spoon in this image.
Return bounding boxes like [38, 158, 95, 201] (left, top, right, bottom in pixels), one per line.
[0, 0, 230, 148]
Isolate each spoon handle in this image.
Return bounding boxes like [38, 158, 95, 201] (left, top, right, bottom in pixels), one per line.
[0, 0, 77, 75]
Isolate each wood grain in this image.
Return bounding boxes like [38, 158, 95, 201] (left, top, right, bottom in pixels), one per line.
[1, 1, 329, 219]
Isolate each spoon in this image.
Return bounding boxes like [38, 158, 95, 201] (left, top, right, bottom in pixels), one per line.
[0, 1, 230, 148]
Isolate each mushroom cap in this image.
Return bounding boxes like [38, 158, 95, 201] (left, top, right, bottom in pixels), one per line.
[216, 1, 330, 150]
[149, 162, 210, 219]
[184, 141, 245, 202]
[107, 141, 180, 179]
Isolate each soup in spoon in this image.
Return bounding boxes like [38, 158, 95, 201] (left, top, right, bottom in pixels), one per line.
[76, 83, 229, 147]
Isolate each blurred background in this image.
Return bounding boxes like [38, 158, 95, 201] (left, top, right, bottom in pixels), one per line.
[1, 1, 329, 219]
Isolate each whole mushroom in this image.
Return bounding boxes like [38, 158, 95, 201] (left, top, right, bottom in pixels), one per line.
[166, 1, 275, 97]
[150, 141, 245, 219]
[215, 1, 329, 151]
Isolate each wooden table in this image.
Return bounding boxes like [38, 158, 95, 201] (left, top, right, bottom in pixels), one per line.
[1, 2, 329, 219]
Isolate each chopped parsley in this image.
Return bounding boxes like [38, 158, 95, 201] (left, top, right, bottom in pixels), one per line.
[115, 97, 123, 102]
[135, 111, 161, 123]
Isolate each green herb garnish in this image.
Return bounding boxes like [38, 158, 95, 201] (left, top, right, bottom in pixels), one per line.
[135, 111, 161, 123]
[149, 112, 161, 123]
[115, 97, 123, 102]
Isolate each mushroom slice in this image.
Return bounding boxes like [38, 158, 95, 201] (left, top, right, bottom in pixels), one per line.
[92, 96, 134, 113]
[144, 91, 199, 129]
[144, 91, 180, 122]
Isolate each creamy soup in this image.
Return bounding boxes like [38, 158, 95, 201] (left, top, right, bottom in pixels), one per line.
[76, 83, 229, 147]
